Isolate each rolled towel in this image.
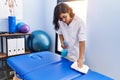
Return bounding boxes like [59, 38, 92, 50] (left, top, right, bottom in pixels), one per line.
[71, 61, 89, 74]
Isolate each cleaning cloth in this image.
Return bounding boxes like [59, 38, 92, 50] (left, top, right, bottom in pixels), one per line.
[71, 61, 89, 74]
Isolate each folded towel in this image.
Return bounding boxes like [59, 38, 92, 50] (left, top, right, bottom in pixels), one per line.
[71, 61, 89, 74]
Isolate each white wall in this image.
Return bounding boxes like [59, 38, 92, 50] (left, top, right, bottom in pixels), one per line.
[22, 0, 57, 52]
[86, 0, 120, 80]
[0, 0, 57, 52]
[41, 0, 57, 52]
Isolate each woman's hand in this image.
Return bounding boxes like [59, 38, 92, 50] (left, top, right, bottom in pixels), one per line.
[61, 42, 68, 49]
[77, 58, 83, 68]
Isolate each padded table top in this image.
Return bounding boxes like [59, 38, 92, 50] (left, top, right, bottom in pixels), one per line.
[7, 51, 64, 76]
[7, 51, 113, 80]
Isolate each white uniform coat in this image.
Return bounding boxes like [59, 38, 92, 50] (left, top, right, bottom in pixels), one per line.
[57, 15, 86, 61]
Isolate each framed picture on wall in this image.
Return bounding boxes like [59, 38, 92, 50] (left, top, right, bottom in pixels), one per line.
[0, 0, 23, 20]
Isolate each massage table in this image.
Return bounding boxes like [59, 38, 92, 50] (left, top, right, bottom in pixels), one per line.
[7, 51, 113, 80]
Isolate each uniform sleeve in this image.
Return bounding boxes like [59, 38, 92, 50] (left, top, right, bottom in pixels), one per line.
[56, 21, 62, 35]
[78, 20, 87, 41]
[56, 27, 62, 34]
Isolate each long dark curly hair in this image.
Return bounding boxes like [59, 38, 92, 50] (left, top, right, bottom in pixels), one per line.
[53, 3, 74, 30]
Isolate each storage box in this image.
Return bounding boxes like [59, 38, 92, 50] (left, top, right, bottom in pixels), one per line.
[3, 36, 25, 56]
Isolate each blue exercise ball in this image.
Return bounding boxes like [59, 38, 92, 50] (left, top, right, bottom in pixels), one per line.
[16, 22, 24, 32]
[27, 30, 51, 52]
[16, 22, 30, 33]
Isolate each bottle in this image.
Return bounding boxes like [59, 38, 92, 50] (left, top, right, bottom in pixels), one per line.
[61, 42, 68, 57]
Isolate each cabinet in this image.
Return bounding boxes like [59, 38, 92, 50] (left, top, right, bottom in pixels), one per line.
[0, 32, 31, 79]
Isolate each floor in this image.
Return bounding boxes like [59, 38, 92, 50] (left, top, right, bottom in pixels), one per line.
[0, 70, 14, 80]
[0, 61, 13, 80]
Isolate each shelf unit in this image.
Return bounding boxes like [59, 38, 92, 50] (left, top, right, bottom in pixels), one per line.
[0, 33, 31, 57]
[0, 32, 31, 79]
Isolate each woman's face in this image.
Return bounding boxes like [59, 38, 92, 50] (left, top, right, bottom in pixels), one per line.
[59, 13, 72, 24]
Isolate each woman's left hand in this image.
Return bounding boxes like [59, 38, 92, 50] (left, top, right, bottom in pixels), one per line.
[77, 59, 83, 68]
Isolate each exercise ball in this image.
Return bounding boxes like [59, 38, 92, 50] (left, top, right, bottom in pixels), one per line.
[16, 22, 30, 33]
[20, 24, 30, 33]
[16, 22, 24, 32]
[27, 30, 51, 52]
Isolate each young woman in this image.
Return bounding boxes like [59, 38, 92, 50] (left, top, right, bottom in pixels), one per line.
[53, 3, 86, 68]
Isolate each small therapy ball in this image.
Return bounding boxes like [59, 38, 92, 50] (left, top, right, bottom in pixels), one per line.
[16, 22, 30, 33]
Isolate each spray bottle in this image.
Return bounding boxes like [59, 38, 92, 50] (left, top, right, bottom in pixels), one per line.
[61, 42, 68, 57]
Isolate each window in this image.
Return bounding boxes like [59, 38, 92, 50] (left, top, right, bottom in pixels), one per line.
[55, 0, 88, 54]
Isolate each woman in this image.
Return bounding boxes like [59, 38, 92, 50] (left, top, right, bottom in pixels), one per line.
[53, 3, 86, 68]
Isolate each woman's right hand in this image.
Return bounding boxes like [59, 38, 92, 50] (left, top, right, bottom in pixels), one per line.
[61, 42, 68, 49]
